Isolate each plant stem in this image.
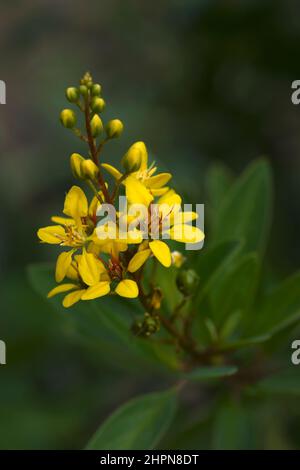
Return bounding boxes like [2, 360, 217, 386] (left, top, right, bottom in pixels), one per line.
[84, 96, 111, 203]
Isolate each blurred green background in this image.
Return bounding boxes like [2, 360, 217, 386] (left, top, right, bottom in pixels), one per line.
[1, 0, 300, 449]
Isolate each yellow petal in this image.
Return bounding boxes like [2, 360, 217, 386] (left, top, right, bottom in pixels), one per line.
[47, 283, 78, 298]
[128, 249, 151, 272]
[115, 279, 139, 298]
[101, 163, 123, 180]
[149, 240, 171, 267]
[81, 281, 110, 300]
[125, 175, 153, 207]
[151, 187, 169, 197]
[170, 211, 198, 226]
[78, 249, 106, 286]
[51, 216, 75, 226]
[37, 225, 66, 244]
[131, 142, 148, 171]
[169, 224, 205, 243]
[63, 186, 88, 221]
[55, 250, 75, 282]
[158, 190, 182, 207]
[63, 289, 86, 308]
[66, 262, 80, 281]
[146, 173, 172, 189]
[88, 195, 101, 218]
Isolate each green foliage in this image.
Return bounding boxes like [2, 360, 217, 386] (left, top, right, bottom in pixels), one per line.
[27, 158, 300, 450]
[86, 389, 177, 450]
[183, 366, 238, 381]
[212, 159, 272, 255]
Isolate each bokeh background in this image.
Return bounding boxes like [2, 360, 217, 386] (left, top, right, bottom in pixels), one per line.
[0, 0, 300, 449]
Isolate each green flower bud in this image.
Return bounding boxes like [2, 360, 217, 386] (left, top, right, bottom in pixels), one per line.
[81, 158, 99, 181]
[176, 269, 200, 297]
[90, 114, 103, 137]
[60, 109, 76, 128]
[81, 72, 93, 86]
[106, 119, 124, 139]
[121, 144, 143, 173]
[70, 153, 85, 179]
[79, 85, 88, 96]
[131, 313, 160, 338]
[91, 83, 102, 96]
[65, 87, 79, 103]
[91, 97, 106, 113]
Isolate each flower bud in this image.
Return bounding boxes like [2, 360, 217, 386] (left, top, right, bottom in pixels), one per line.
[65, 87, 79, 103]
[105, 119, 124, 139]
[176, 269, 199, 297]
[91, 97, 106, 113]
[131, 313, 160, 338]
[79, 85, 88, 96]
[60, 109, 76, 128]
[90, 114, 103, 137]
[150, 288, 163, 310]
[70, 153, 85, 179]
[171, 251, 186, 268]
[81, 159, 99, 181]
[91, 83, 102, 96]
[121, 144, 143, 173]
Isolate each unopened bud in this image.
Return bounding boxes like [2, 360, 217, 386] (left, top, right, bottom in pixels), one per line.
[150, 288, 163, 310]
[121, 143, 143, 173]
[65, 87, 79, 103]
[70, 153, 85, 179]
[106, 119, 124, 139]
[60, 109, 76, 128]
[91, 97, 106, 113]
[176, 269, 199, 297]
[131, 313, 160, 338]
[81, 159, 99, 181]
[91, 83, 102, 96]
[79, 85, 88, 96]
[171, 251, 186, 268]
[90, 114, 103, 137]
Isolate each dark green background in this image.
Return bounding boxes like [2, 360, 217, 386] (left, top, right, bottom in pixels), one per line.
[0, 0, 299, 449]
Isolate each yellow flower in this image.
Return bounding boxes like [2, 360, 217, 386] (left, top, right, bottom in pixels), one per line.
[101, 141, 172, 202]
[47, 250, 139, 308]
[37, 186, 94, 247]
[127, 190, 204, 272]
[37, 186, 106, 282]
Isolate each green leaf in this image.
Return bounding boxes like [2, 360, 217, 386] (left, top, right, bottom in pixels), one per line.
[27, 263, 179, 371]
[212, 159, 272, 255]
[183, 365, 238, 381]
[212, 401, 256, 450]
[86, 389, 177, 450]
[210, 253, 260, 325]
[246, 271, 300, 336]
[196, 240, 243, 304]
[206, 163, 233, 230]
[249, 371, 300, 397]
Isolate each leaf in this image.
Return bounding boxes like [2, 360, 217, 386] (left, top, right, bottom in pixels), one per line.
[183, 365, 238, 381]
[86, 389, 177, 450]
[196, 240, 243, 304]
[206, 163, 233, 230]
[212, 159, 272, 255]
[246, 271, 300, 336]
[249, 371, 300, 397]
[212, 401, 256, 450]
[210, 253, 260, 325]
[27, 263, 179, 371]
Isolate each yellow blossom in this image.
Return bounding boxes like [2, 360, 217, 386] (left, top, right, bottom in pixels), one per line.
[47, 250, 139, 308]
[101, 141, 172, 200]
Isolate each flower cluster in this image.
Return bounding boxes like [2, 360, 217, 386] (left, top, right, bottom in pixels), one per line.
[38, 72, 204, 309]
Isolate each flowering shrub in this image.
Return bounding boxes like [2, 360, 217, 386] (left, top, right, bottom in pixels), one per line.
[29, 72, 300, 450]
